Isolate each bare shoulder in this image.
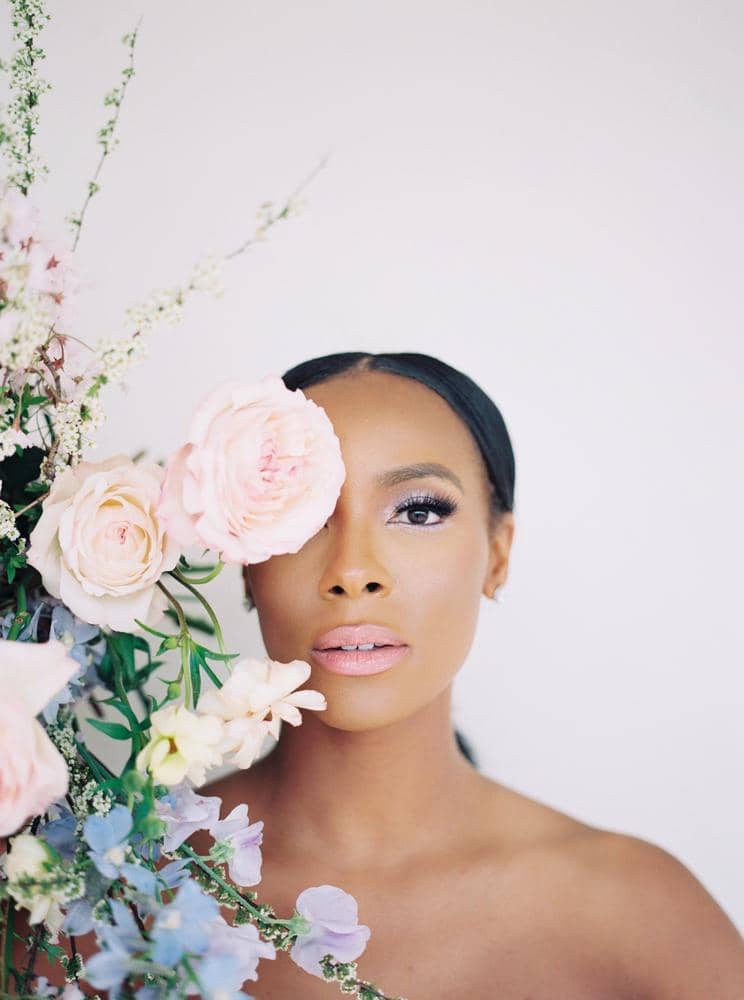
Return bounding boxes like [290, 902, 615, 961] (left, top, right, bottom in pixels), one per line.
[554, 823, 744, 999]
[475, 780, 744, 997]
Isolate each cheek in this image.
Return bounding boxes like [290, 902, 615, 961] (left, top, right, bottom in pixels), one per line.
[388, 529, 487, 685]
[245, 558, 314, 660]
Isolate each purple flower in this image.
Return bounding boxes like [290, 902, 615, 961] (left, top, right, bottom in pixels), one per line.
[158, 857, 191, 889]
[154, 782, 222, 853]
[289, 885, 371, 979]
[150, 878, 219, 966]
[209, 803, 263, 887]
[42, 811, 78, 861]
[204, 914, 276, 987]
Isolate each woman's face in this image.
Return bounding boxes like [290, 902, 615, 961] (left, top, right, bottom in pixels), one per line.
[244, 369, 515, 732]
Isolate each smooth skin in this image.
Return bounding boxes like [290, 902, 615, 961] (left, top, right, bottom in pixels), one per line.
[198, 368, 744, 998]
[11, 367, 743, 998]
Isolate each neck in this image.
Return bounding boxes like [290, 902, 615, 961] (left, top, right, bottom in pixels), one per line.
[253, 685, 482, 871]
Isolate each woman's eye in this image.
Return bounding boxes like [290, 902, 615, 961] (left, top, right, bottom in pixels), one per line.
[391, 494, 458, 527]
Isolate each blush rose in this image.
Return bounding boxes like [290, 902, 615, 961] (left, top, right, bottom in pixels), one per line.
[0, 639, 78, 837]
[27, 455, 182, 632]
[157, 374, 346, 563]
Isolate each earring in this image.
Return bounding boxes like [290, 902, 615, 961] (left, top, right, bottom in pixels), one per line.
[492, 587, 505, 603]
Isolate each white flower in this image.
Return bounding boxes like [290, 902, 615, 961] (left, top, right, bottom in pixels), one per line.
[199, 657, 326, 769]
[0, 498, 19, 542]
[2, 834, 78, 936]
[0, 426, 33, 459]
[136, 705, 224, 786]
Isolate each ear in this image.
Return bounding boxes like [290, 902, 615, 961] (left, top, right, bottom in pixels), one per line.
[482, 512, 515, 598]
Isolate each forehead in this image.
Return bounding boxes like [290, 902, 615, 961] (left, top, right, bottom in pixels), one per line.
[302, 369, 485, 490]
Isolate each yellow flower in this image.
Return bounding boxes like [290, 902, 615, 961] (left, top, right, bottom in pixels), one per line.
[136, 704, 224, 786]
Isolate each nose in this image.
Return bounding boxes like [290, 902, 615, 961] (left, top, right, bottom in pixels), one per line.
[316, 518, 393, 601]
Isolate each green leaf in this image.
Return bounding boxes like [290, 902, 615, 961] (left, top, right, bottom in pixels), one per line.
[156, 635, 180, 656]
[86, 718, 133, 740]
[134, 618, 172, 639]
[23, 480, 50, 495]
[194, 643, 239, 662]
[164, 607, 215, 635]
[191, 644, 223, 689]
[189, 646, 202, 707]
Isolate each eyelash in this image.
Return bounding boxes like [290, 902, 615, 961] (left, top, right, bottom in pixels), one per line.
[391, 492, 459, 527]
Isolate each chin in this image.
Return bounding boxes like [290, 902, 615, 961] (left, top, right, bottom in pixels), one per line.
[312, 688, 423, 732]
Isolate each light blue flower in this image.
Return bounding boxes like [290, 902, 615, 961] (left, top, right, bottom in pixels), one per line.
[42, 604, 104, 722]
[135, 988, 162, 1000]
[83, 805, 134, 878]
[63, 897, 95, 936]
[289, 884, 371, 978]
[150, 879, 219, 966]
[32, 976, 55, 996]
[196, 953, 254, 999]
[86, 899, 145, 994]
[203, 914, 275, 989]
[82, 805, 156, 894]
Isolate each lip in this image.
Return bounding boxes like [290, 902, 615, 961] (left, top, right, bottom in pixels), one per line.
[310, 623, 409, 677]
[310, 644, 410, 676]
[312, 623, 407, 650]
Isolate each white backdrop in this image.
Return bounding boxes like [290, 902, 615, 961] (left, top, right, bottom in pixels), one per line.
[9, 1, 743, 929]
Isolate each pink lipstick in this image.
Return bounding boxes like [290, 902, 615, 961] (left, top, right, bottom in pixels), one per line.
[311, 623, 409, 676]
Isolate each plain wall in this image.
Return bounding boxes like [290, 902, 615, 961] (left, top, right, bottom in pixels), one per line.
[6, 1, 742, 929]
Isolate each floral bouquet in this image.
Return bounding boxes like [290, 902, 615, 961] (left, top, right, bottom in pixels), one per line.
[0, 5, 406, 999]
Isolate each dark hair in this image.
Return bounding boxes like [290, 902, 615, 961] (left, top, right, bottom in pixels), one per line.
[279, 351, 517, 771]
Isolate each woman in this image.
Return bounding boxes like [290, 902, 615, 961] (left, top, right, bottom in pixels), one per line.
[197, 350, 744, 998]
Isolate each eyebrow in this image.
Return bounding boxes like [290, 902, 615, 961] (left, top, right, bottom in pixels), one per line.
[375, 462, 465, 493]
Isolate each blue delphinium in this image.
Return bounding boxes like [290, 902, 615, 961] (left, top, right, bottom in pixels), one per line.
[85, 899, 147, 994]
[196, 953, 255, 1000]
[149, 879, 219, 966]
[82, 805, 156, 894]
[43, 603, 105, 722]
[201, 914, 276, 989]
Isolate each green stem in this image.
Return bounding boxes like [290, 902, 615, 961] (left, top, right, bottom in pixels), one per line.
[173, 560, 224, 586]
[112, 656, 144, 756]
[156, 579, 187, 635]
[181, 638, 191, 707]
[7, 583, 29, 640]
[1, 898, 14, 996]
[177, 844, 289, 928]
[169, 570, 226, 654]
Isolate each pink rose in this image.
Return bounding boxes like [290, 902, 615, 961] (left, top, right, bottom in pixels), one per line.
[27, 455, 182, 631]
[0, 639, 78, 836]
[157, 375, 346, 563]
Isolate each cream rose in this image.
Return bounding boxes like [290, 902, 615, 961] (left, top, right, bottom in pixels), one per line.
[27, 455, 182, 631]
[0, 639, 78, 837]
[157, 374, 346, 563]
